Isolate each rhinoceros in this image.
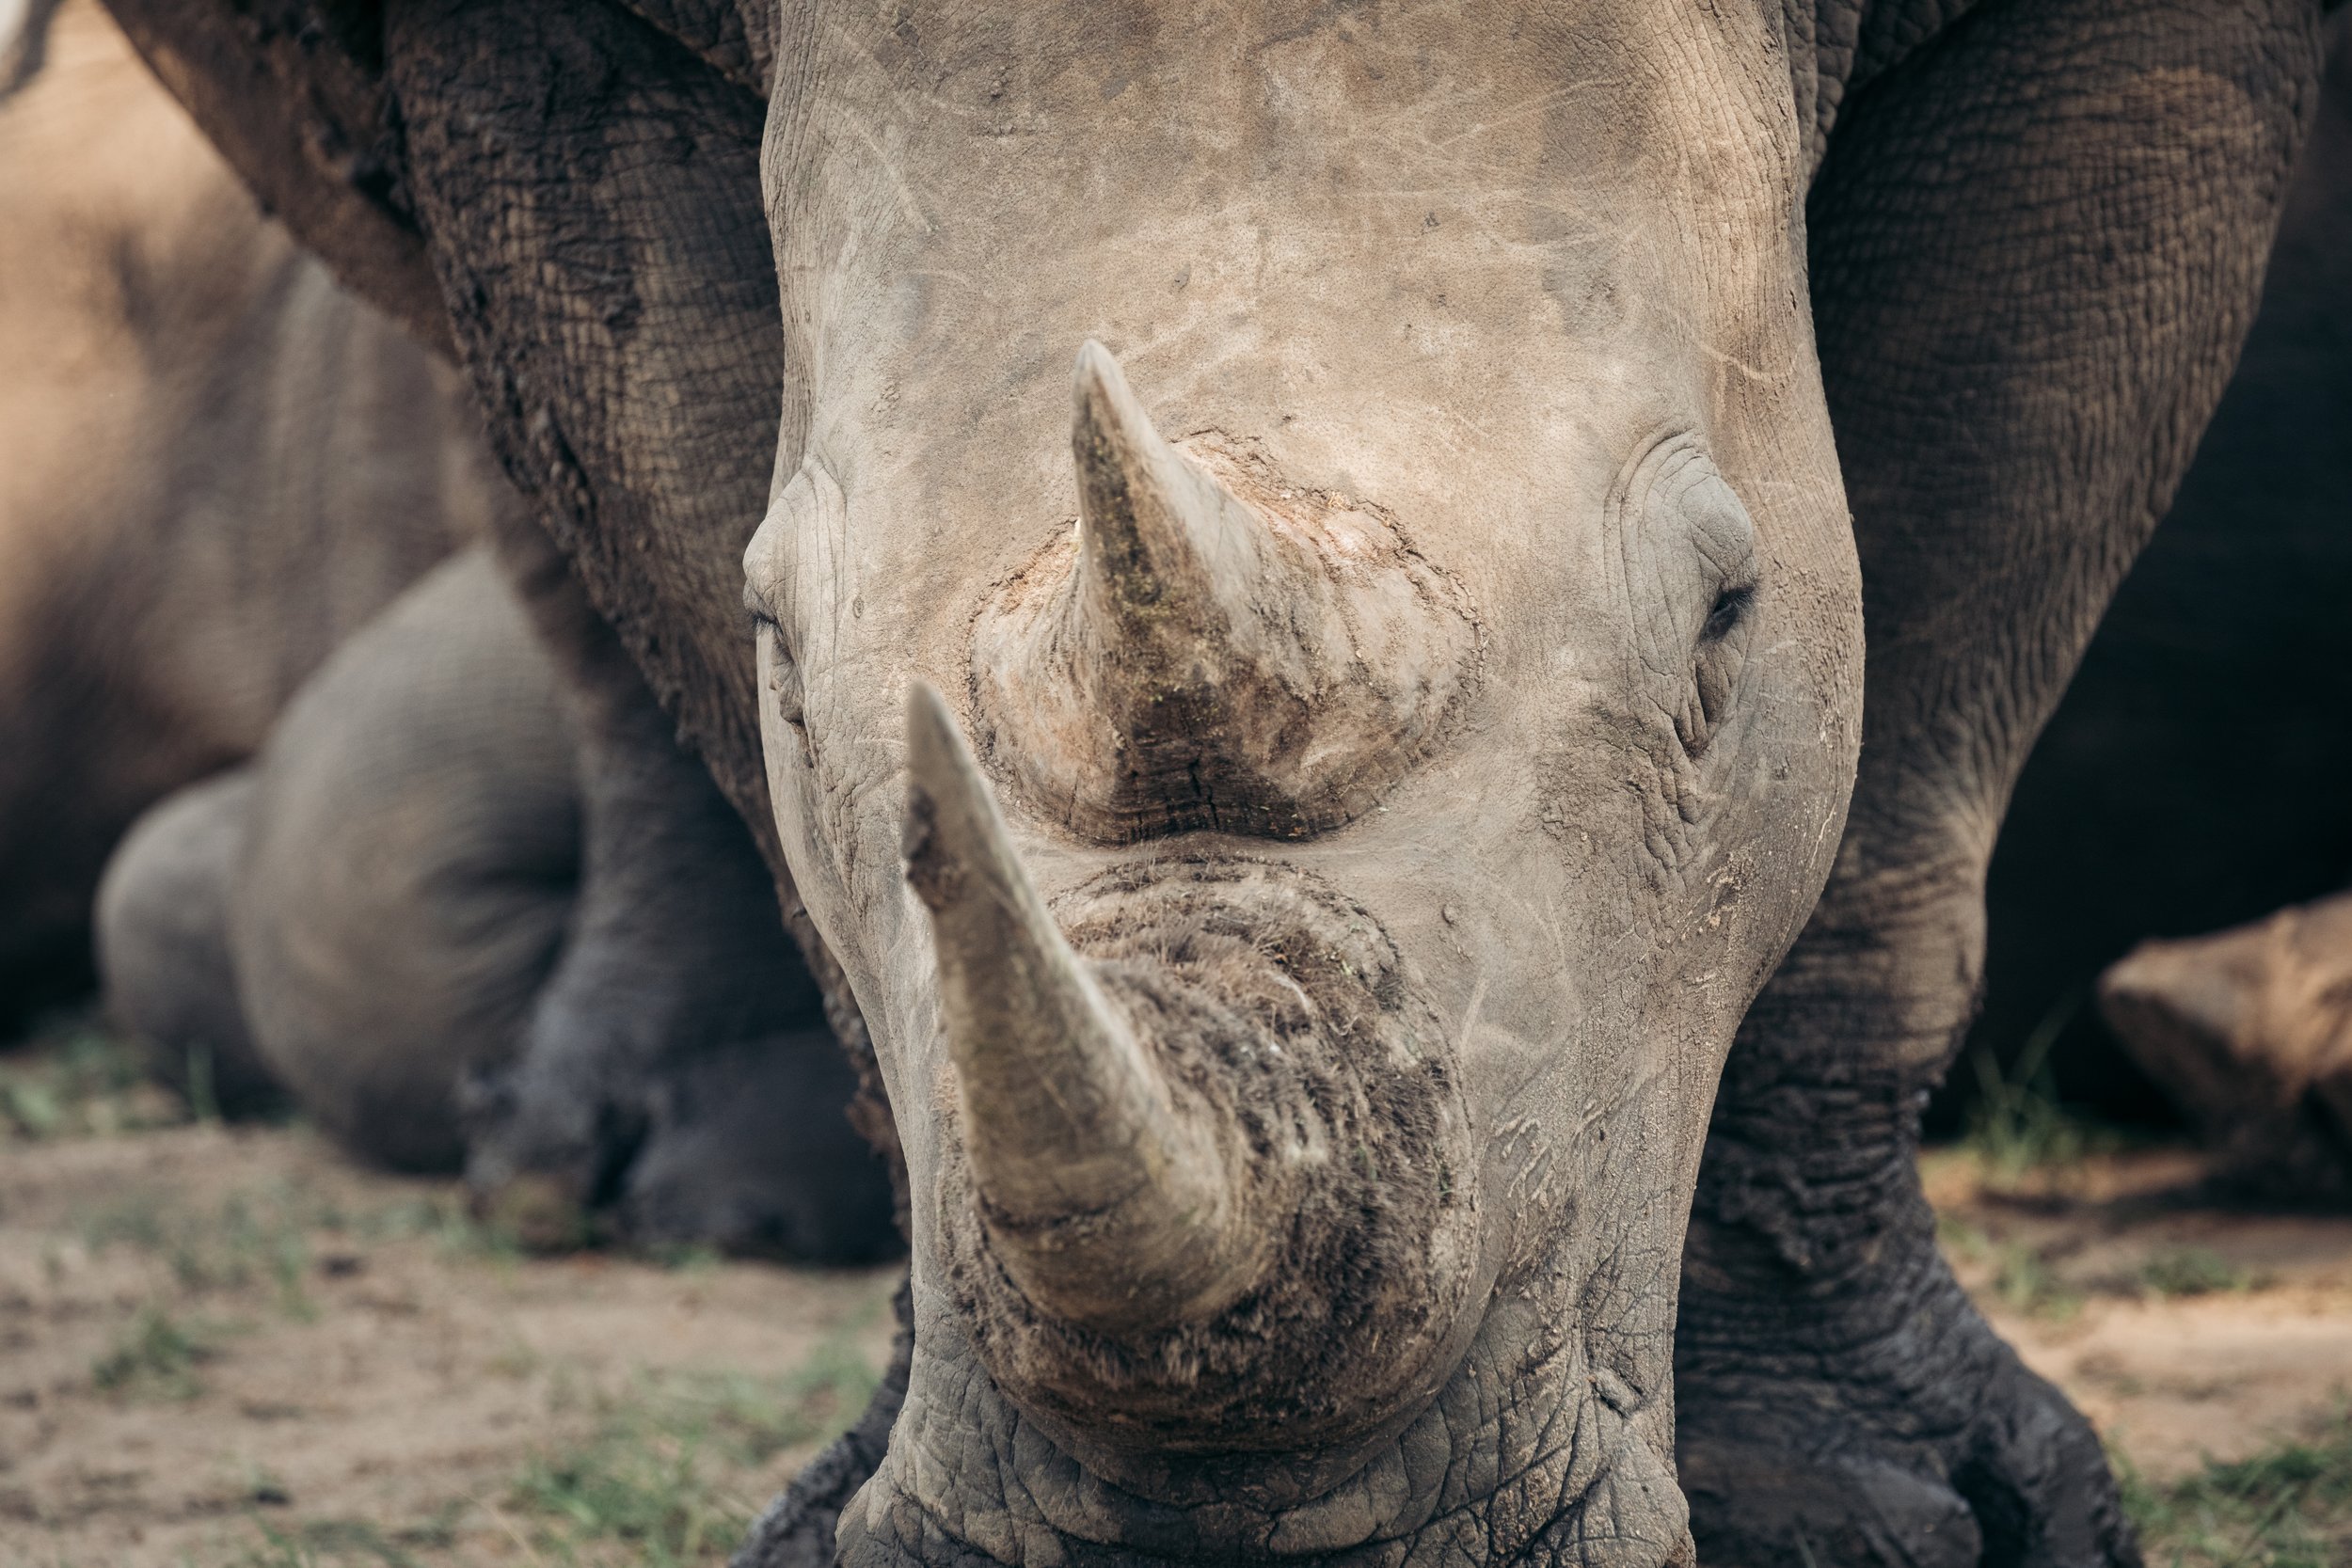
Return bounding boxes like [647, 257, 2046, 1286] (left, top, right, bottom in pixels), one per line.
[103, 1, 2331, 1563]
[99, 543, 897, 1258]
[0, 0, 472, 1024]
[6, 0, 888, 1257]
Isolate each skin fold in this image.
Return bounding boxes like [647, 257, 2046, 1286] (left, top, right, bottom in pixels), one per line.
[92, 1, 2331, 1563]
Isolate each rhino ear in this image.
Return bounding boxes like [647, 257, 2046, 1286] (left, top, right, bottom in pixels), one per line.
[973, 341, 1476, 845]
[900, 682, 1263, 1331]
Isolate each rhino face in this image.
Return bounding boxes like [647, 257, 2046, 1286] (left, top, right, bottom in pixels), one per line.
[743, 2, 1860, 1560]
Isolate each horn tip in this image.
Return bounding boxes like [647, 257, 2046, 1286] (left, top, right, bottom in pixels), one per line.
[1073, 337, 1118, 383]
[1071, 339, 1140, 433]
[907, 678, 965, 780]
[906, 677, 957, 751]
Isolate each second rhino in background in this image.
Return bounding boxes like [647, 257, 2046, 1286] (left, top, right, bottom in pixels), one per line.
[102, 546, 897, 1259]
[0, 0, 478, 1023]
[5, 0, 894, 1260]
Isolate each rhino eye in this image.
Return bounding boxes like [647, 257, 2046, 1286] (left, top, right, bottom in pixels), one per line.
[742, 580, 783, 636]
[1701, 582, 1753, 643]
[1690, 574, 1756, 756]
[1676, 472, 1758, 758]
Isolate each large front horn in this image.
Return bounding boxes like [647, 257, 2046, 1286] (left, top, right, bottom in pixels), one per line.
[972, 341, 1474, 845]
[901, 682, 1265, 1333]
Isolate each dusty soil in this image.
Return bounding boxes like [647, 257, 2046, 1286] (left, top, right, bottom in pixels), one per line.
[1930, 1146, 2352, 1484]
[0, 1034, 900, 1568]
[3, 1022, 2348, 1566]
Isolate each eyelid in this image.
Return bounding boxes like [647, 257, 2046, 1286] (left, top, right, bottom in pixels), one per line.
[1700, 581, 1754, 643]
[743, 579, 784, 626]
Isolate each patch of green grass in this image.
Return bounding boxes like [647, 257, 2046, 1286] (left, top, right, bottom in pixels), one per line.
[224, 1510, 462, 1567]
[1991, 1241, 2082, 1322]
[351, 1194, 524, 1264]
[1960, 989, 2126, 1180]
[2122, 1414, 2352, 1566]
[653, 1242, 724, 1275]
[0, 1014, 183, 1142]
[2140, 1246, 2260, 1300]
[505, 1335, 882, 1565]
[1937, 1214, 2082, 1321]
[80, 1182, 319, 1319]
[81, 1189, 172, 1252]
[91, 1305, 223, 1400]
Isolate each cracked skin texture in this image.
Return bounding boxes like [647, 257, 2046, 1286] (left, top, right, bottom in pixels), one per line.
[752, 7, 1849, 1565]
[96, 0, 2334, 1564]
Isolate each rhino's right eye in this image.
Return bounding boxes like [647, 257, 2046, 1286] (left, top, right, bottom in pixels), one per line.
[754, 616, 809, 744]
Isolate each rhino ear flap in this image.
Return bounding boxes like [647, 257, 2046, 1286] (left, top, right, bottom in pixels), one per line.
[901, 681, 1260, 1330]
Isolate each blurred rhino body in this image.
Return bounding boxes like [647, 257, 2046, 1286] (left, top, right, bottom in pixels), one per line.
[0, 0, 486, 1022]
[100, 546, 898, 1259]
[10, 2, 893, 1260]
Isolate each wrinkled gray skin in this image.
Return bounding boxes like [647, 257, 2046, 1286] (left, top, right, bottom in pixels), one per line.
[96, 769, 271, 1111]
[1969, 10, 2352, 1124]
[107, 1, 2329, 1563]
[228, 549, 580, 1171]
[12, 1, 891, 1259]
[100, 546, 898, 1259]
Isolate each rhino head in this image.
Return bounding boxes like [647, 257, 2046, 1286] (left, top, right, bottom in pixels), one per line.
[742, 4, 1861, 1562]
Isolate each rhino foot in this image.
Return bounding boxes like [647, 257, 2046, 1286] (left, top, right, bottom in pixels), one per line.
[1677, 1256, 2139, 1568]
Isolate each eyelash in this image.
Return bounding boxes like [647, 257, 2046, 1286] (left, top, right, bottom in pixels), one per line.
[1701, 582, 1753, 643]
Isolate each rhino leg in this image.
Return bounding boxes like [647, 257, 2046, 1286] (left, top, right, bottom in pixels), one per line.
[1677, 4, 2324, 1565]
[729, 1281, 913, 1568]
[229, 547, 580, 1172]
[94, 767, 283, 1117]
[457, 486, 897, 1262]
[453, 626, 899, 1260]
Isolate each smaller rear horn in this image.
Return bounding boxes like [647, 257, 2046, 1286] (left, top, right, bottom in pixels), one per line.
[972, 341, 1474, 843]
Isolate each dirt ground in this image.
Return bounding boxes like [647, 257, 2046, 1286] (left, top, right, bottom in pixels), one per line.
[0, 1024, 899, 1568]
[3, 1022, 2349, 1567]
[1931, 1147, 2352, 1485]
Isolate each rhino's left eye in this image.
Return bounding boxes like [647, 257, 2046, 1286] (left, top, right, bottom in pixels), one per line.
[1701, 581, 1753, 644]
[1671, 463, 1759, 759]
[743, 580, 784, 636]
